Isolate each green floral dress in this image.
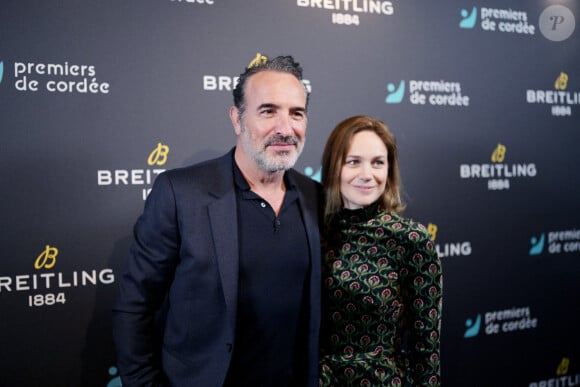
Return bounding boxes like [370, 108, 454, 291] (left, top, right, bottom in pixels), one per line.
[319, 204, 442, 386]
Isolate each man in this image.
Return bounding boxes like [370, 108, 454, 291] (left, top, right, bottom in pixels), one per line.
[112, 55, 321, 387]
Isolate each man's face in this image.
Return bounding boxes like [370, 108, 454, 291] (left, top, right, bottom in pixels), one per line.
[233, 71, 307, 173]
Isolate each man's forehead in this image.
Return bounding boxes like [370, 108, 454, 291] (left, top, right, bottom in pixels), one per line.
[245, 71, 306, 104]
[247, 71, 302, 90]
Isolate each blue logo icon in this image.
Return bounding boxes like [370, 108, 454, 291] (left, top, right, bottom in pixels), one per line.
[304, 166, 321, 183]
[464, 314, 481, 338]
[529, 233, 545, 256]
[106, 366, 122, 387]
[460, 7, 478, 29]
[0, 61, 4, 84]
[385, 81, 405, 104]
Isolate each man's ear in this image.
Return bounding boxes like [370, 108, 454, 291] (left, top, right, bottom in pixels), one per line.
[230, 106, 242, 135]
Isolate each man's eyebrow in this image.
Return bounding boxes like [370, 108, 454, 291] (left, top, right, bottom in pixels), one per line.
[256, 104, 306, 111]
[256, 103, 279, 110]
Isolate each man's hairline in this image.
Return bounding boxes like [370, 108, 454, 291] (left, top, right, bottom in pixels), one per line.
[236, 69, 308, 120]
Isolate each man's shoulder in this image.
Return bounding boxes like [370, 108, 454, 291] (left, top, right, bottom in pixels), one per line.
[287, 169, 322, 209]
[163, 151, 232, 182]
[148, 150, 234, 200]
[288, 168, 321, 189]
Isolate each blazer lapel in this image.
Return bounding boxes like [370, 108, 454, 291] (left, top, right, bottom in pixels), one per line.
[208, 193, 239, 319]
[206, 150, 239, 324]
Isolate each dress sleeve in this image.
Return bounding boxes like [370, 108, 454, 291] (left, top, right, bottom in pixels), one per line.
[400, 222, 442, 387]
[111, 172, 181, 387]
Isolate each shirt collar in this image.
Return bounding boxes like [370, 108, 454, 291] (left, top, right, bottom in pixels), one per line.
[232, 156, 297, 193]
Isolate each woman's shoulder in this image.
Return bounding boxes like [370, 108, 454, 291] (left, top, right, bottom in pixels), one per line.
[380, 212, 429, 235]
[383, 213, 439, 265]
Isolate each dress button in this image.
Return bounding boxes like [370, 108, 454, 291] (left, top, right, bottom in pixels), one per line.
[260, 202, 266, 208]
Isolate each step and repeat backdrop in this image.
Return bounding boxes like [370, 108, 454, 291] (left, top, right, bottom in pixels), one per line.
[1, 0, 579, 386]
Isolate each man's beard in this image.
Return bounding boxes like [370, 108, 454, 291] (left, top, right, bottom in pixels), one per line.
[239, 124, 304, 173]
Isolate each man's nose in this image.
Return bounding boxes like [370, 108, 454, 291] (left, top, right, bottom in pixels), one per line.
[275, 113, 294, 135]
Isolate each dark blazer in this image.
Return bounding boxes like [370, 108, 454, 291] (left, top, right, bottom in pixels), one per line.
[112, 149, 321, 387]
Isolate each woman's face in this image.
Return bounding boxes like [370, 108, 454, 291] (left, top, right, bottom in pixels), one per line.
[340, 130, 389, 210]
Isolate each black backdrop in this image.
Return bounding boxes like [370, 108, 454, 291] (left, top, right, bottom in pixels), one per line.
[1, 1, 579, 386]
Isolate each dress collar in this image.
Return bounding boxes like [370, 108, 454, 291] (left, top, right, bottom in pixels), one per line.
[336, 200, 381, 225]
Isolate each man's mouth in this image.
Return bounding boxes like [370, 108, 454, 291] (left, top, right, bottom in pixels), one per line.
[265, 135, 298, 149]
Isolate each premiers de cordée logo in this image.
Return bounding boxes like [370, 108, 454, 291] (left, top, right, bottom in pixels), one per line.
[459, 6, 535, 35]
[385, 79, 470, 107]
[9, 60, 111, 94]
[460, 4, 576, 42]
[464, 305, 538, 338]
[529, 228, 580, 256]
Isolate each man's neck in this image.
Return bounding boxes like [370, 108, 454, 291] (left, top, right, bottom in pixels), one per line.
[235, 148, 287, 214]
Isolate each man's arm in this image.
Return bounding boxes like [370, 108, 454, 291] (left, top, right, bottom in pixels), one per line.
[112, 173, 181, 387]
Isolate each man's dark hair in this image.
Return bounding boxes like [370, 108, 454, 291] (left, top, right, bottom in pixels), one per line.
[233, 55, 308, 117]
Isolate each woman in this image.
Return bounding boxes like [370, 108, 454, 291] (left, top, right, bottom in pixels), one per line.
[319, 116, 442, 386]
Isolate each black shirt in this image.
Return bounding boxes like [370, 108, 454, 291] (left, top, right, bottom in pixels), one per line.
[223, 162, 310, 386]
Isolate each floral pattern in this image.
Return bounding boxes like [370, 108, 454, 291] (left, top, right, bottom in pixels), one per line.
[320, 205, 442, 386]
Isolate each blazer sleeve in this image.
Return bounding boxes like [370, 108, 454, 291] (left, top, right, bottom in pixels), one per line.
[112, 172, 181, 387]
